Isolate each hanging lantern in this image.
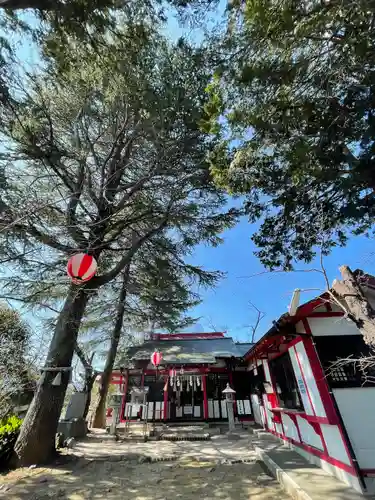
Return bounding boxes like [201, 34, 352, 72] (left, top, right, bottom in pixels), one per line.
[67, 253, 97, 284]
[151, 351, 163, 367]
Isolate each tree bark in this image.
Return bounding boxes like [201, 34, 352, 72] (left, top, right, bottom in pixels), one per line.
[92, 266, 129, 428]
[13, 285, 89, 466]
[332, 265, 375, 346]
[74, 345, 98, 421]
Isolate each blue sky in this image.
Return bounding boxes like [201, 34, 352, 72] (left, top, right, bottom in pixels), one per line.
[7, 4, 375, 350]
[164, 3, 375, 341]
[187, 218, 375, 342]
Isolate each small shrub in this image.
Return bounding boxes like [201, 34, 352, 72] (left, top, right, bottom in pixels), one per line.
[0, 415, 22, 469]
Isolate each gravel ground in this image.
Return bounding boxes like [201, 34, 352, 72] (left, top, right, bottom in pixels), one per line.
[0, 430, 291, 500]
[0, 456, 290, 500]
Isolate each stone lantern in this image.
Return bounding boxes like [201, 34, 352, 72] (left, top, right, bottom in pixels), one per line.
[222, 383, 236, 432]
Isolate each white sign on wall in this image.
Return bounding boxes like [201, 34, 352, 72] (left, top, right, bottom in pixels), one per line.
[297, 376, 306, 395]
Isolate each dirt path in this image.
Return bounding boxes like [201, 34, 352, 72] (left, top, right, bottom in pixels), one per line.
[1, 457, 290, 500]
[0, 431, 291, 500]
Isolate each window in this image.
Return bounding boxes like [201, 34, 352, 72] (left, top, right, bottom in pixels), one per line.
[206, 373, 229, 399]
[232, 371, 252, 400]
[314, 335, 375, 388]
[248, 363, 266, 397]
[143, 375, 164, 402]
[269, 353, 303, 411]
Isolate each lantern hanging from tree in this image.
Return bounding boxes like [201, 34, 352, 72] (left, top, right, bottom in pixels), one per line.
[151, 350, 162, 367]
[67, 253, 97, 284]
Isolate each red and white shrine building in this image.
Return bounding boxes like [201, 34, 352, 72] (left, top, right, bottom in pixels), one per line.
[110, 332, 254, 424]
[107, 277, 375, 495]
[245, 284, 375, 496]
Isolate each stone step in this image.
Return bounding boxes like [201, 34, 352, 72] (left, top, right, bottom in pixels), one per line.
[160, 433, 211, 441]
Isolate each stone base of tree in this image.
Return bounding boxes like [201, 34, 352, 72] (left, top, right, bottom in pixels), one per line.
[57, 418, 87, 442]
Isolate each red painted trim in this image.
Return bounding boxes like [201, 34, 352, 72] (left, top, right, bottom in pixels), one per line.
[119, 370, 129, 423]
[293, 344, 316, 416]
[308, 420, 329, 456]
[271, 408, 330, 425]
[302, 336, 339, 424]
[287, 336, 304, 348]
[158, 332, 225, 340]
[301, 318, 311, 335]
[141, 367, 229, 375]
[267, 358, 286, 435]
[268, 429, 357, 475]
[202, 374, 208, 419]
[163, 376, 168, 421]
[307, 311, 343, 318]
[361, 469, 375, 475]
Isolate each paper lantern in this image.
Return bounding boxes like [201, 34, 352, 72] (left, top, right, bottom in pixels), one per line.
[67, 253, 97, 284]
[151, 350, 162, 367]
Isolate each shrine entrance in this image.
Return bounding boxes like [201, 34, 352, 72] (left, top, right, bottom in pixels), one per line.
[168, 373, 204, 421]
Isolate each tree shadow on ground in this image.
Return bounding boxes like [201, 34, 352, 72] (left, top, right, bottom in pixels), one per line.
[0, 456, 290, 500]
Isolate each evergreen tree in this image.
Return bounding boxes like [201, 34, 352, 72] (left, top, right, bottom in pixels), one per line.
[205, 0, 375, 269]
[0, 304, 34, 420]
[0, 23, 238, 464]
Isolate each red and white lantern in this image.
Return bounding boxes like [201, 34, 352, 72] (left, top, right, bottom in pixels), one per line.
[151, 350, 162, 367]
[67, 253, 97, 284]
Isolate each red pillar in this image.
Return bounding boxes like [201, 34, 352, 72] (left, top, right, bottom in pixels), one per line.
[163, 375, 168, 421]
[202, 374, 208, 420]
[120, 369, 129, 422]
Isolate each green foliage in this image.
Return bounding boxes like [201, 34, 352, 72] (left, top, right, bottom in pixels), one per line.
[207, 0, 375, 269]
[0, 305, 34, 420]
[0, 9, 239, 361]
[0, 415, 22, 468]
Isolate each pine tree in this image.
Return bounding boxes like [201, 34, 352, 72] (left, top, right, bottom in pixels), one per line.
[0, 23, 238, 464]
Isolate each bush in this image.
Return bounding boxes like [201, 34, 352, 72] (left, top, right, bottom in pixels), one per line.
[0, 415, 22, 469]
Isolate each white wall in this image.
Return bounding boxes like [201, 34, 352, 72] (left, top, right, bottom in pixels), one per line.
[320, 424, 351, 465]
[262, 359, 272, 382]
[297, 416, 324, 450]
[289, 346, 314, 415]
[294, 341, 326, 418]
[334, 387, 375, 469]
[281, 413, 300, 442]
[251, 394, 264, 426]
[308, 316, 360, 336]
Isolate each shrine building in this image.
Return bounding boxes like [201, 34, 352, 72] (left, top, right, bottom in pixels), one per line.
[110, 331, 254, 423]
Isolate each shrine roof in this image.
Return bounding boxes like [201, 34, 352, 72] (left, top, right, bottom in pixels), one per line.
[122, 336, 252, 365]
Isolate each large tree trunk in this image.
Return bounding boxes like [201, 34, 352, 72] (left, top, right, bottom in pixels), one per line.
[92, 266, 129, 428]
[13, 285, 89, 466]
[82, 372, 97, 421]
[332, 265, 375, 346]
[74, 345, 97, 421]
